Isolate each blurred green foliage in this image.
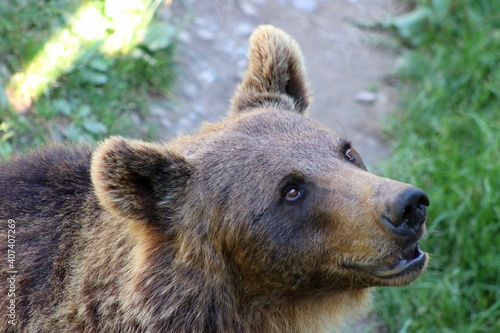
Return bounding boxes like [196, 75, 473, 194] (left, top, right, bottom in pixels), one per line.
[378, 0, 500, 331]
[0, 0, 176, 156]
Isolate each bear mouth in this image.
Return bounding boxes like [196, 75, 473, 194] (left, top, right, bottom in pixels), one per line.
[362, 243, 426, 279]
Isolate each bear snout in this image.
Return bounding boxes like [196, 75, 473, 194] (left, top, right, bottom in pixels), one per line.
[380, 186, 429, 240]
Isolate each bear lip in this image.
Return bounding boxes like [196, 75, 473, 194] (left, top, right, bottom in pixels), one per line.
[360, 243, 426, 279]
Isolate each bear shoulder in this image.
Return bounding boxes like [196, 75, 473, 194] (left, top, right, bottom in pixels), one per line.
[0, 144, 93, 218]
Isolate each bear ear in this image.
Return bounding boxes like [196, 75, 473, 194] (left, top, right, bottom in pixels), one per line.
[229, 25, 311, 115]
[91, 137, 192, 226]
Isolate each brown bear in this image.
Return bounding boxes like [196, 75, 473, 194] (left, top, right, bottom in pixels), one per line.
[0, 25, 429, 333]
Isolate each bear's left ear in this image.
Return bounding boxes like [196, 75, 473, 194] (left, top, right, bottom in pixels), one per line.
[91, 137, 192, 226]
[229, 25, 311, 115]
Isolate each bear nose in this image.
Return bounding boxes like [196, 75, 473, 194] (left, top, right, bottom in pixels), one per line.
[381, 186, 429, 238]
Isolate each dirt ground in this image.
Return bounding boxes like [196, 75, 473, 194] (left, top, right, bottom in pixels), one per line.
[154, 0, 405, 331]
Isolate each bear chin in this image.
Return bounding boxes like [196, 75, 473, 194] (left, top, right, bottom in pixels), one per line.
[345, 244, 427, 286]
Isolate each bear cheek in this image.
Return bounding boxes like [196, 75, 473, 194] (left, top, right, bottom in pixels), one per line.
[221, 220, 314, 292]
[238, 222, 336, 291]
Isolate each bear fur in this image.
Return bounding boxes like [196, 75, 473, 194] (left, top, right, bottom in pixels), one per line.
[0, 26, 429, 332]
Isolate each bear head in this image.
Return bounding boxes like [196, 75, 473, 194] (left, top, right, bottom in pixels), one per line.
[91, 25, 429, 299]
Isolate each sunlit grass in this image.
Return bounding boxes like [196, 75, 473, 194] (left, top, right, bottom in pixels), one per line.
[0, 0, 176, 155]
[6, 0, 162, 111]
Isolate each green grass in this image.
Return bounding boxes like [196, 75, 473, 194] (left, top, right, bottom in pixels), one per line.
[377, 0, 500, 331]
[0, 0, 176, 156]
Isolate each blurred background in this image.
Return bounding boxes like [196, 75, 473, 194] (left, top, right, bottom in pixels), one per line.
[1, 0, 499, 332]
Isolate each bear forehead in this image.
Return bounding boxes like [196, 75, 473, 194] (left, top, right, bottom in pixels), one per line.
[183, 109, 350, 181]
[193, 110, 345, 159]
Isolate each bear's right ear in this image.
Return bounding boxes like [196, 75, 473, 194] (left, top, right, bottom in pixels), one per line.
[229, 25, 311, 115]
[91, 137, 192, 226]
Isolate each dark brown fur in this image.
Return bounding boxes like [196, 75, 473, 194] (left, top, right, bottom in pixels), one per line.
[0, 26, 428, 332]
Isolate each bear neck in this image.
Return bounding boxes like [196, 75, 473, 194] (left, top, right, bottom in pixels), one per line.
[127, 224, 371, 333]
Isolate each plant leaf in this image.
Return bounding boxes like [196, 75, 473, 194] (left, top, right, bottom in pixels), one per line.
[388, 7, 432, 47]
[77, 104, 91, 118]
[83, 120, 107, 134]
[81, 69, 108, 85]
[142, 22, 176, 52]
[52, 99, 73, 116]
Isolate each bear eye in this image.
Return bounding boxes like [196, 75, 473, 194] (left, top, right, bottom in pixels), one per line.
[284, 186, 303, 201]
[345, 148, 355, 161]
[341, 140, 355, 162]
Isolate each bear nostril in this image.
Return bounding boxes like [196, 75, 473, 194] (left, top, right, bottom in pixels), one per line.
[418, 194, 430, 208]
[382, 187, 429, 237]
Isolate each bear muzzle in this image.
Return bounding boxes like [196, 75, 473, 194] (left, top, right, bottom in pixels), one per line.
[332, 176, 430, 285]
[369, 186, 429, 280]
